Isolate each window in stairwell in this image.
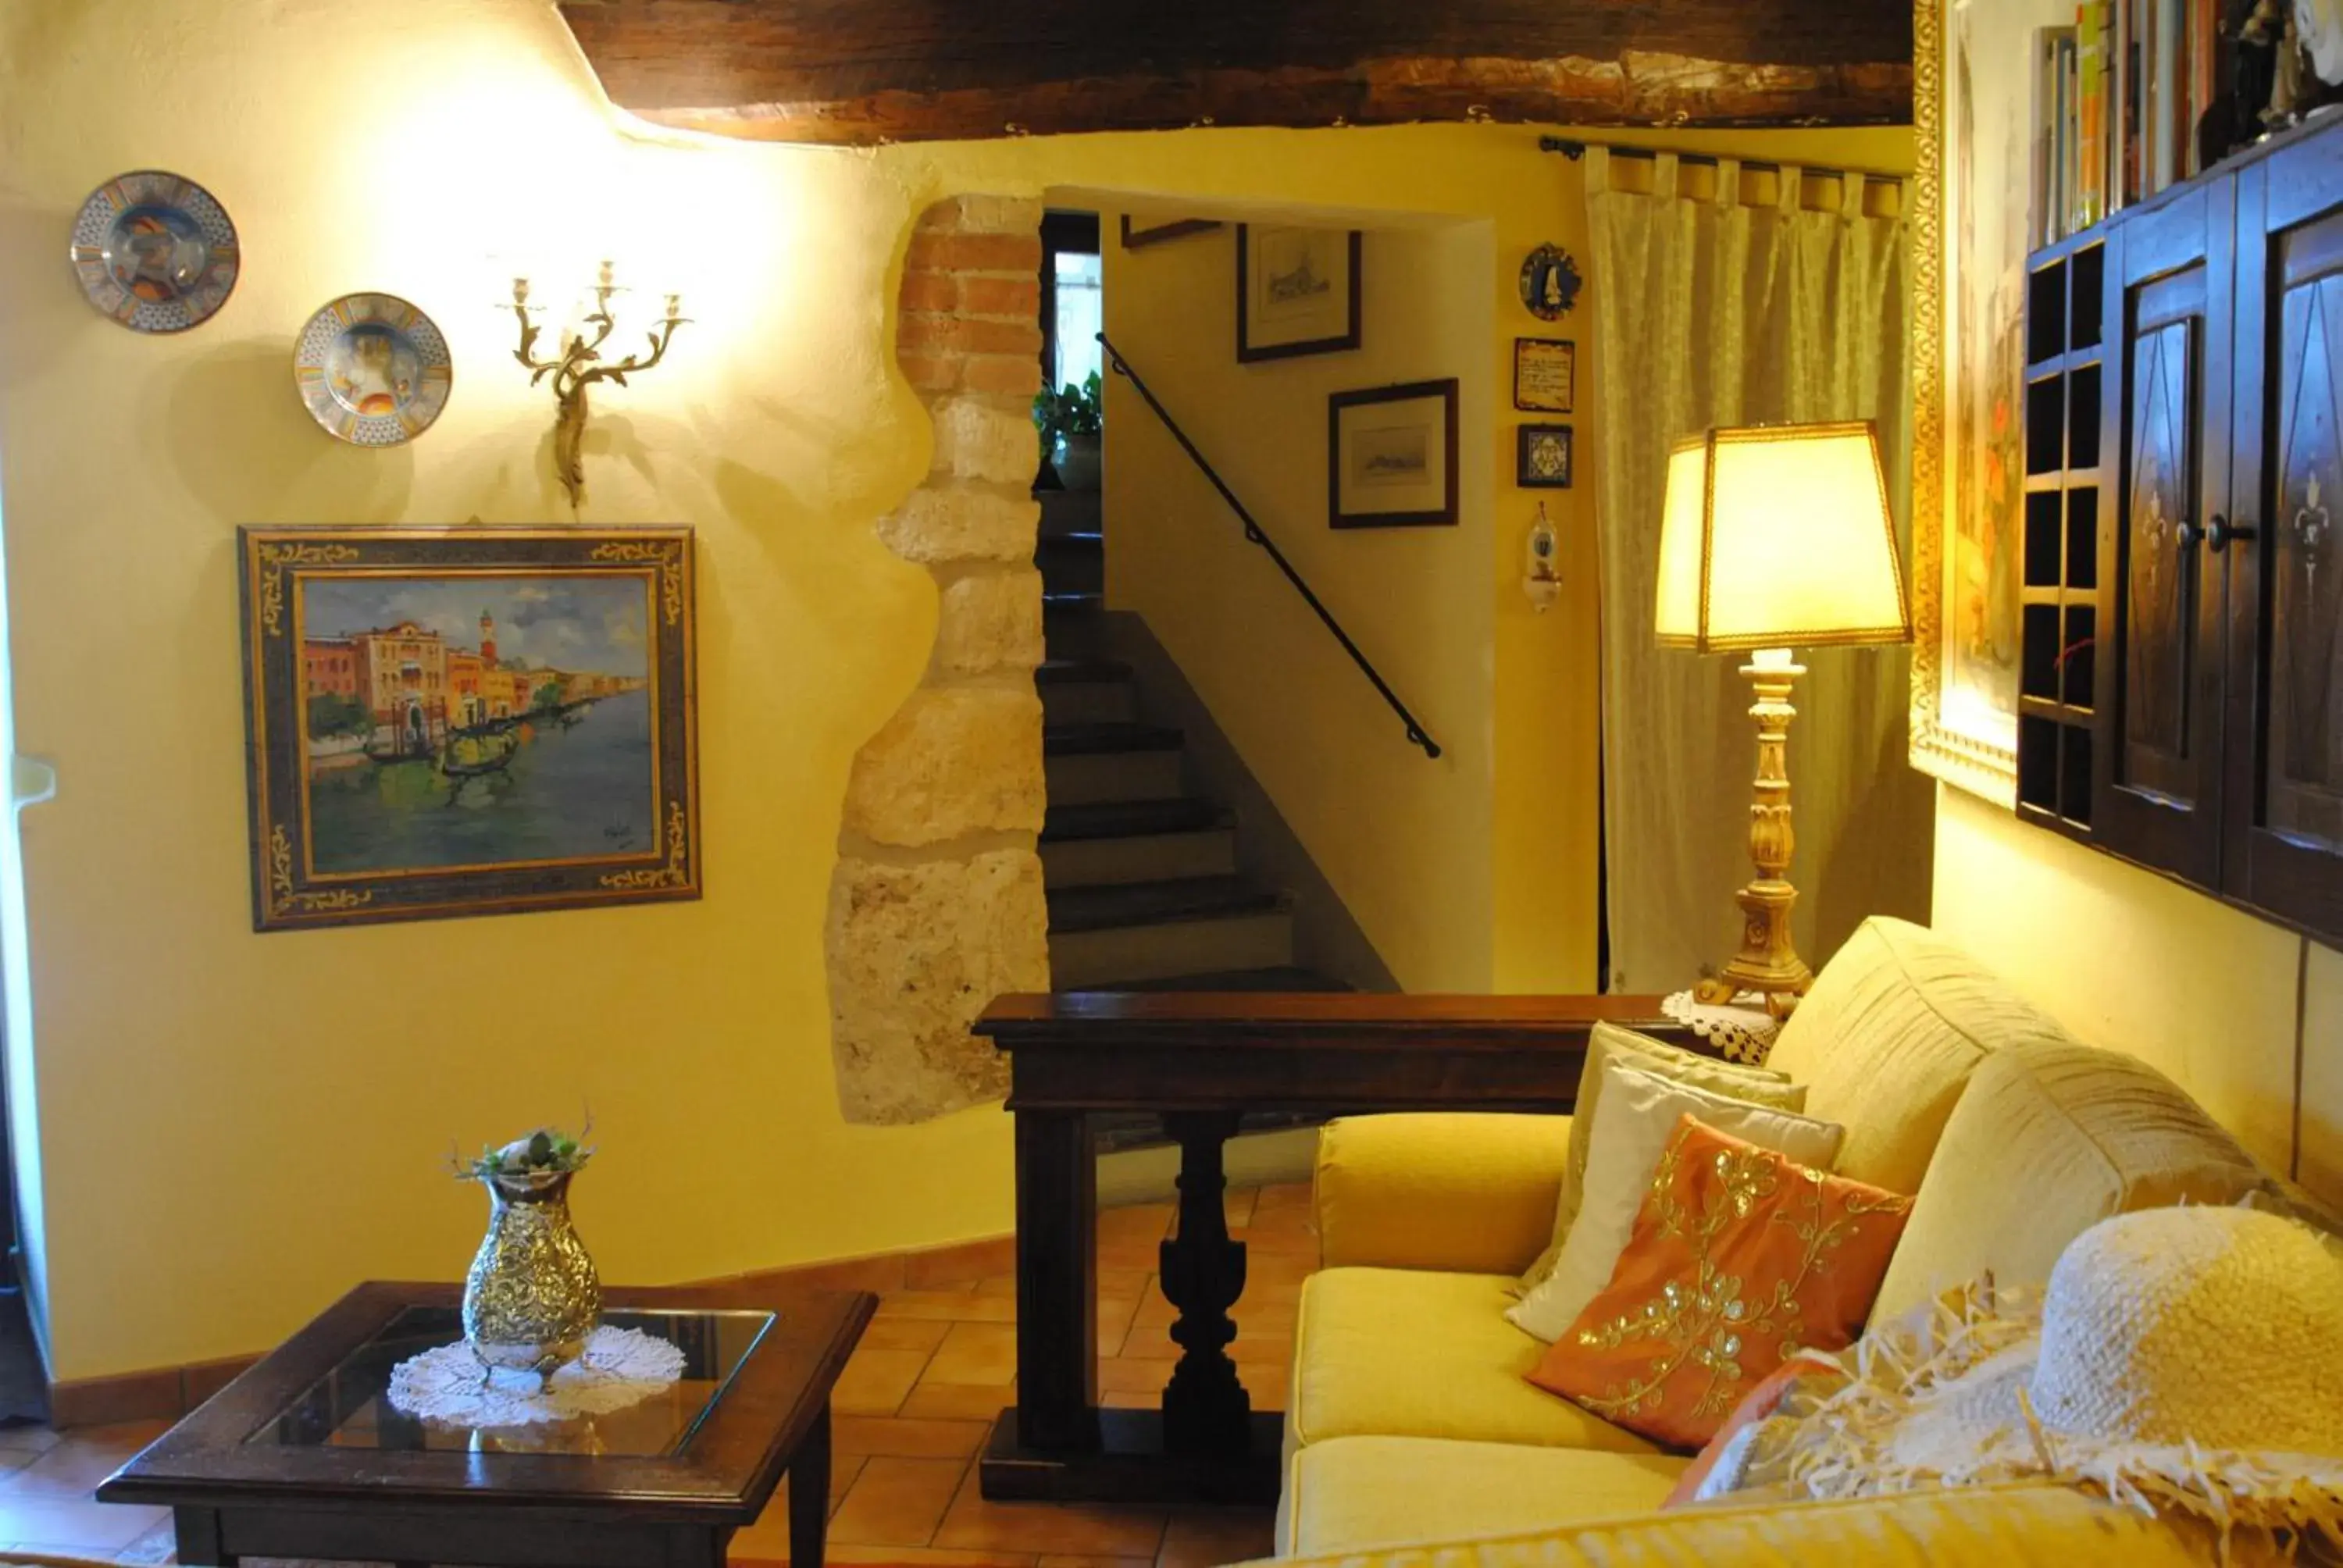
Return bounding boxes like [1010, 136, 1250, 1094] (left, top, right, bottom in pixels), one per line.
[1051, 251, 1103, 391]
[1038, 210, 1103, 494]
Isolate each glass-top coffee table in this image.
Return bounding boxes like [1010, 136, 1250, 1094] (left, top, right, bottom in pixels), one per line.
[97, 1281, 876, 1568]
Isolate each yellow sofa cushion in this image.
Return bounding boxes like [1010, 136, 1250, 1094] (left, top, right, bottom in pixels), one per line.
[1766, 916, 2074, 1195]
[1870, 1040, 2278, 1323]
[1289, 1267, 1662, 1452]
[1263, 1481, 2253, 1568]
[1283, 1436, 1686, 1556]
[1316, 1113, 1571, 1274]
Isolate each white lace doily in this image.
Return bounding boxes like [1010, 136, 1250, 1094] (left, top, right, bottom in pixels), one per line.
[387, 1325, 686, 1427]
[1662, 989, 1781, 1066]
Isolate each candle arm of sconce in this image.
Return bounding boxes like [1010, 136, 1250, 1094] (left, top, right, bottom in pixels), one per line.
[592, 317, 689, 387]
[509, 308, 570, 385]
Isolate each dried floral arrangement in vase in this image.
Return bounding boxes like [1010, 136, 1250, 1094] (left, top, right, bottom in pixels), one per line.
[454, 1124, 600, 1388]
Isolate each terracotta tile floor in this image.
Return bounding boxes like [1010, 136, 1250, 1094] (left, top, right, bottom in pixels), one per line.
[0, 1184, 1312, 1567]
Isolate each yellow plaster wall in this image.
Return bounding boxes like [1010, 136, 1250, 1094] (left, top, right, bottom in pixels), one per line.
[1098, 219, 1500, 989]
[1933, 786, 2342, 1207]
[0, 0, 996, 1381]
[0, 0, 1914, 1377]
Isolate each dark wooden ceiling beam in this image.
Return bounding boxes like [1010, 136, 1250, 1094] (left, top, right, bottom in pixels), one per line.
[556, 1, 1912, 146]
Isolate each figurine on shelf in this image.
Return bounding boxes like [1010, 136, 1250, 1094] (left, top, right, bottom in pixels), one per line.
[2305, 0, 2343, 82]
[2200, 0, 2280, 162]
[2235, 0, 2286, 133]
[2272, 5, 2312, 124]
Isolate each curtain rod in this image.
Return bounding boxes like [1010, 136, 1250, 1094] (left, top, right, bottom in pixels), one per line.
[1539, 135, 1908, 186]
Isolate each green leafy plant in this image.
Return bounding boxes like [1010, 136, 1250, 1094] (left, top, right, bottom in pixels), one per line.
[455, 1121, 594, 1182]
[1032, 370, 1104, 447]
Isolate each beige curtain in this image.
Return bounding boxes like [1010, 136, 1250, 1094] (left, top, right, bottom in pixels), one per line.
[1585, 148, 1932, 994]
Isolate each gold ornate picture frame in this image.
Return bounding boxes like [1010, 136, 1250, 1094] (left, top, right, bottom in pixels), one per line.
[1908, 0, 2024, 804]
[239, 526, 700, 930]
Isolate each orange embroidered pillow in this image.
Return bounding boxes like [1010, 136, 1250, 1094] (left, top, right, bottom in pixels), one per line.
[1526, 1113, 1913, 1451]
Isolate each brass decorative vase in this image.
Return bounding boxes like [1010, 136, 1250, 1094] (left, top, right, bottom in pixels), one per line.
[462, 1168, 601, 1383]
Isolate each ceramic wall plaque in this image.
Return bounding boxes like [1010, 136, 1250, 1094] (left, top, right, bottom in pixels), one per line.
[70, 170, 240, 333]
[294, 293, 453, 446]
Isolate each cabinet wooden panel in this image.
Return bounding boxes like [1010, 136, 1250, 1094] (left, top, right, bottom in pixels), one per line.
[2022, 115, 2343, 943]
[2097, 184, 2231, 888]
[2224, 151, 2343, 935]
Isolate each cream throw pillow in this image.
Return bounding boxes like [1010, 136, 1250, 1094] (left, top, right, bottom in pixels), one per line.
[1507, 1057, 1846, 1343]
[1514, 1021, 1803, 1293]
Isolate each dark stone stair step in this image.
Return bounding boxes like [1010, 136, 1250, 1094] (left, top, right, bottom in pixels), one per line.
[1100, 967, 1356, 993]
[1039, 490, 1103, 540]
[1047, 875, 1283, 934]
[1034, 657, 1132, 686]
[1043, 798, 1229, 843]
[1043, 721, 1182, 756]
[1036, 535, 1104, 597]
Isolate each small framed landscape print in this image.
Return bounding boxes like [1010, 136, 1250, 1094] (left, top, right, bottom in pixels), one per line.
[1514, 337, 1575, 413]
[1328, 380, 1460, 529]
[239, 526, 701, 931]
[1238, 225, 1363, 362]
[1517, 423, 1574, 489]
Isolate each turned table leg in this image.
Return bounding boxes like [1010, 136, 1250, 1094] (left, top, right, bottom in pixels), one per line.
[1157, 1111, 1251, 1456]
[1013, 1109, 1100, 1452]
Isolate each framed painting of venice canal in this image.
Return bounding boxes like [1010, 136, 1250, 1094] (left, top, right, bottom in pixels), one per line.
[239, 526, 699, 931]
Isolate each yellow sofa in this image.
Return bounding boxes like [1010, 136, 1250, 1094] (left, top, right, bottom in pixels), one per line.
[1275, 917, 2291, 1561]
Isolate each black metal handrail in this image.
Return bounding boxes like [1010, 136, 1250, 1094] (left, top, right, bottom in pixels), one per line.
[1096, 333, 1442, 761]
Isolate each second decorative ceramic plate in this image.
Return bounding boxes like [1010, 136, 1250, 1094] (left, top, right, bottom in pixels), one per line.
[294, 294, 452, 446]
[70, 170, 241, 333]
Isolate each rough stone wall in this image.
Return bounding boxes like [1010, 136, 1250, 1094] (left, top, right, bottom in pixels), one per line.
[826, 196, 1051, 1125]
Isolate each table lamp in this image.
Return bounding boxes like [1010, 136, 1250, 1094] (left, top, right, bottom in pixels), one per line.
[1654, 421, 1910, 1018]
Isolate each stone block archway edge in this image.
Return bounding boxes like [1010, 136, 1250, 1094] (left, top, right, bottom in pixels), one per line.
[825, 194, 1053, 1126]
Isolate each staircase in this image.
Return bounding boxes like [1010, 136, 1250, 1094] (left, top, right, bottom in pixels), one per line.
[1035, 494, 1348, 1000]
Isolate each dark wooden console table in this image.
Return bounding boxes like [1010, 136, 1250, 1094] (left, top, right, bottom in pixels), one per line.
[972, 990, 1678, 1506]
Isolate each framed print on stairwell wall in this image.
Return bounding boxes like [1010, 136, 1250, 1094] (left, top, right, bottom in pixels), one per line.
[1238, 225, 1363, 362]
[1328, 380, 1460, 529]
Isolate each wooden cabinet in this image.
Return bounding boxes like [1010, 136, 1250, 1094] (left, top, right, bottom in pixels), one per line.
[2021, 117, 2343, 943]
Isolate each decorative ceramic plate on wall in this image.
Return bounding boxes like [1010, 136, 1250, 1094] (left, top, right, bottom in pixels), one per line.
[294, 293, 452, 446]
[69, 170, 241, 333]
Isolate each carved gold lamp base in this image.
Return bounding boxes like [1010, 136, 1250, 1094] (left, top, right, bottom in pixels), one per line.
[1696, 648, 1812, 1022]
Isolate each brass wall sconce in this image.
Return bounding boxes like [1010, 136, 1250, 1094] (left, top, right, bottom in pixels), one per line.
[505, 262, 687, 510]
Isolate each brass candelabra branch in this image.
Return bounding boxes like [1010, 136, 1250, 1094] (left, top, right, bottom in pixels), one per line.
[506, 262, 688, 511]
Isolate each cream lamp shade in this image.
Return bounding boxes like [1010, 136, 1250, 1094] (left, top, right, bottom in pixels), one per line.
[1655, 421, 1910, 651]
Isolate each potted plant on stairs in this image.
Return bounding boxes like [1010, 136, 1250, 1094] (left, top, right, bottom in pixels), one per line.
[1035, 370, 1104, 490]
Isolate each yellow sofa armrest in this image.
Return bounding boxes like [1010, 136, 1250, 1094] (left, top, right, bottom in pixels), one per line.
[1263, 1482, 2234, 1568]
[1314, 1112, 1569, 1274]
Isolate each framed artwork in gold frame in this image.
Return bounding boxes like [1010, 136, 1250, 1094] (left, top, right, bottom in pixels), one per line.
[1909, 0, 2050, 804]
[238, 526, 700, 930]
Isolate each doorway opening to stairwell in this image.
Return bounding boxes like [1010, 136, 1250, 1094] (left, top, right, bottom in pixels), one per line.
[1029, 204, 1403, 1173]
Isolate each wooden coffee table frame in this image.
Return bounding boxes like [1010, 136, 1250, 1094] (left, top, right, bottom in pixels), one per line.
[98, 1281, 876, 1568]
